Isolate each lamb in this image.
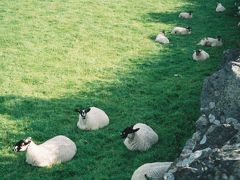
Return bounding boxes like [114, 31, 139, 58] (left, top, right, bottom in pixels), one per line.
[197, 36, 223, 47]
[75, 107, 109, 130]
[171, 26, 191, 35]
[216, 2, 226, 12]
[192, 49, 210, 61]
[131, 162, 172, 180]
[155, 30, 170, 44]
[13, 135, 77, 167]
[121, 123, 158, 151]
[178, 11, 193, 19]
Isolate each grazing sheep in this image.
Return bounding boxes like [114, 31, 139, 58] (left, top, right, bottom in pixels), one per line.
[238, 22, 240, 27]
[193, 49, 210, 61]
[197, 36, 223, 47]
[131, 162, 172, 180]
[121, 123, 158, 151]
[75, 107, 109, 130]
[216, 2, 226, 12]
[13, 136, 77, 167]
[155, 30, 170, 44]
[178, 11, 193, 19]
[171, 26, 191, 35]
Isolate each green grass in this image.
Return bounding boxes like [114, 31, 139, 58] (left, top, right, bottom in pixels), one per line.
[0, 0, 239, 179]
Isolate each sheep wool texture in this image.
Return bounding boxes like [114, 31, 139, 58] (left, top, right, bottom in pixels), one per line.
[131, 162, 172, 180]
[197, 37, 223, 47]
[155, 33, 170, 44]
[171, 27, 191, 35]
[216, 3, 226, 12]
[77, 107, 109, 130]
[26, 136, 77, 167]
[193, 50, 210, 61]
[124, 123, 158, 151]
[178, 12, 192, 19]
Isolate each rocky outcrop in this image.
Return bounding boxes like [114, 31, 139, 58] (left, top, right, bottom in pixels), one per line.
[164, 49, 240, 180]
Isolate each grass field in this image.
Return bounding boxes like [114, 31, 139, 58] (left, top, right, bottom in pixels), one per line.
[0, 0, 239, 179]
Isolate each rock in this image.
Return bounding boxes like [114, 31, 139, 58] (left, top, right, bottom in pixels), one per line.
[201, 49, 240, 120]
[164, 49, 240, 180]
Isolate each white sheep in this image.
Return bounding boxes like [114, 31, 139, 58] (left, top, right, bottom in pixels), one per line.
[171, 26, 191, 35]
[155, 30, 170, 44]
[238, 22, 240, 27]
[121, 123, 158, 151]
[216, 2, 226, 12]
[178, 11, 193, 19]
[197, 36, 223, 47]
[13, 135, 77, 167]
[131, 162, 172, 180]
[193, 49, 210, 61]
[75, 107, 109, 130]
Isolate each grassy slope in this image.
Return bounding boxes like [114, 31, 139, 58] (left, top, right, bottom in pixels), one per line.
[0, 0, 239, 179]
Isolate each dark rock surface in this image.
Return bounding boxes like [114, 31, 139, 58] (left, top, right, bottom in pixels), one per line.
[164, 49, 240, 180]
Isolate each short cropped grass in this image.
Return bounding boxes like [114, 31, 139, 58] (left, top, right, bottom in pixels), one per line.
[0, 0, 239, 179]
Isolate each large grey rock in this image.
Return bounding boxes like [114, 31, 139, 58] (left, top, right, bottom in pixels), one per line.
[164, 49, 240, 180]
[201, 49, 240, 120]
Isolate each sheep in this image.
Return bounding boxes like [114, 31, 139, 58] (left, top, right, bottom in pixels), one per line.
[75, 107, 109, 130]
[197, 36, 223, 47]
[13, 135, 77, 167]
[193, 49, 210, 61]
[178, 11, 193, 19]
[238, 22, 240, 27]
[216, 2, 226, 12]
[131, 162, 172, 180]
[171, 26, 191, 35]
[121, 123, 158, 151]
[155, 30, 170, 44]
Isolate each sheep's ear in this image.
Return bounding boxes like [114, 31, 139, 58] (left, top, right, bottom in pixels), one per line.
[85, 107, 91, 113]
[133, 128, 140, 133]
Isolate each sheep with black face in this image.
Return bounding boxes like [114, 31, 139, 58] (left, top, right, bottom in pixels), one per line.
[131, 162, 172, 180]
[155, 30, 170, 44]
[178, 11, 193, 19]
[121, 123, 158, 151]
[197, 36, 223, 47]
[193, 49, 210, 61]
[75, 107, 109, 130]
[171, 26, 191, 35]
[13, 136, 77, 167]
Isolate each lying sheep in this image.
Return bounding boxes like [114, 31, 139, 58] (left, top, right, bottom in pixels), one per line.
[13, 136, 77, 167]
[121, 123, 158, 151]
[131, 162, 172, 180]
[178, 11, 193, 19]
[155, 30, 170, 44]
[197, 36, 223, 47]
[193, 49, 210, 61]
[216, 2, 226, 12]
[75, 107, 109, 130]
[171, 26, 191, 35]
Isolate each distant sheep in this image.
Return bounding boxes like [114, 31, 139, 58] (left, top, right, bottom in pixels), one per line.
[197, 36, 223, 47]
[121, 123, 158, 151]
[131, 162, 172, 180]
[13, 136, 77, 167]
[75, 107, 109, 130]
[179, 11, 193, 19]
[193, 49, 210, 61]
[171, 26, 191, 35]
[216, 2, 226, 12]
[155, 30, 170, 44]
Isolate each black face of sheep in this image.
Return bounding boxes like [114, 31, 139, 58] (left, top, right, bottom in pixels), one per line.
[162, 30, 165, 34]
[75, 108, 91, 119]
[189, 11, 193, 15]
[121, 126, 140, 138]
[13, 138, 31, 152]
[196, 49, 202, 56]
[217, 35, 222, 41]
[186, 26, 191, 31]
